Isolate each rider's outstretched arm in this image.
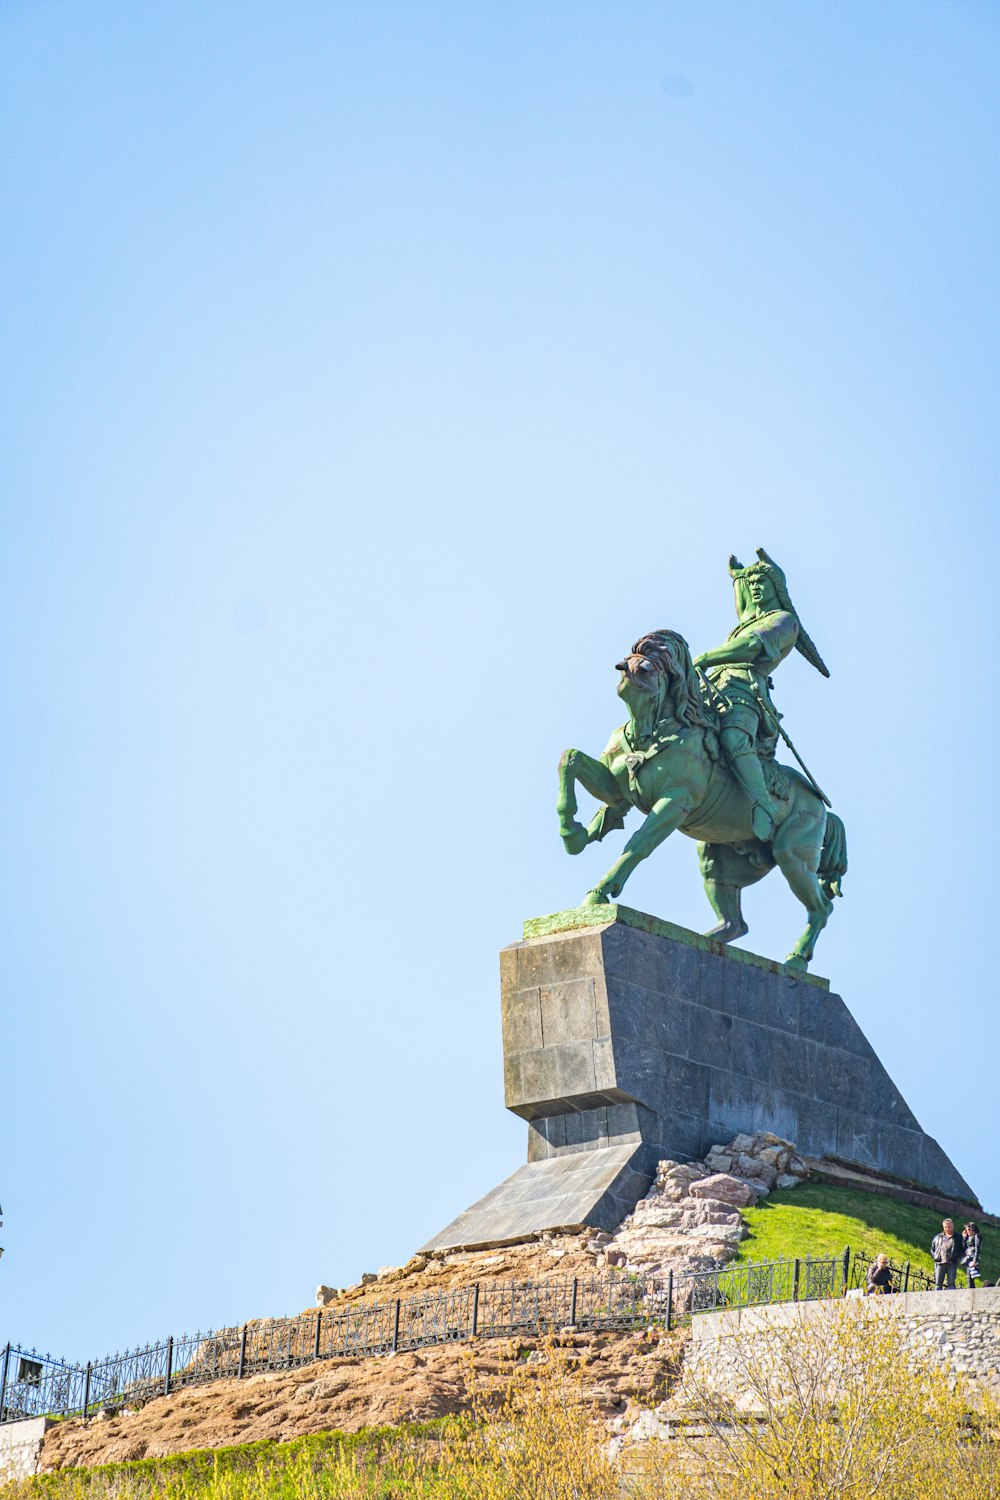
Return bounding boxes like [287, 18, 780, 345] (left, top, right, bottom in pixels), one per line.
[693, 637, 762, 670]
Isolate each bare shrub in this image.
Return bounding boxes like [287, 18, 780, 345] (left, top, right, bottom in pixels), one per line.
[633, 1300, 1000, 1500]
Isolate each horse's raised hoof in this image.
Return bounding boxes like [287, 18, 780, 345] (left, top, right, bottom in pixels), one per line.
[581, 889, 611, 907]
[784, 953, 809, 972]
[704, 919, 749, 944]
[560, 823, 589, 856]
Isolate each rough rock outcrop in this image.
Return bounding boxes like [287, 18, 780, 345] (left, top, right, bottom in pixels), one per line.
[593, 1131, 809, 1280]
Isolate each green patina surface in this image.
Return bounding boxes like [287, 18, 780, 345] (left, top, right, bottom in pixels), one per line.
[555, 549, 847, 972]
[522, 903, 831, 991]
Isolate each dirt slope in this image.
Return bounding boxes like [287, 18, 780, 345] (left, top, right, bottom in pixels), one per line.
[39, 1327, 684, 1471]
[314, 1232, 604, 1310]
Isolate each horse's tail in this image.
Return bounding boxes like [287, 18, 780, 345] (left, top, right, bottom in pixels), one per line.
[819, 811, 848, 900]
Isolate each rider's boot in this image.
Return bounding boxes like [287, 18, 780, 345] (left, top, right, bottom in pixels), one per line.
[727, 745, 776, 842]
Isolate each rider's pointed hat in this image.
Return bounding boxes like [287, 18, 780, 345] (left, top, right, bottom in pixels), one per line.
[728, 546, 830, 677]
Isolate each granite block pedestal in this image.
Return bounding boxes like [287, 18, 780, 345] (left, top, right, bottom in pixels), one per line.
[421, 906, 976, 1252]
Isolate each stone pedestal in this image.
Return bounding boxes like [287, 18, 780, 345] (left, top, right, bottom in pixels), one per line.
[421, 906, 976, 1252]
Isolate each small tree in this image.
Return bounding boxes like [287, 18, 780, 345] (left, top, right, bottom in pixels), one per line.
[636, 1300, 1000, 1500]
[435, 1342, 619, 1500]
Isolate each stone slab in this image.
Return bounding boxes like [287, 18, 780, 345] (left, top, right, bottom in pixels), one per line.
[421, 1143, 649, 1252]
[523, 904, 831, 990]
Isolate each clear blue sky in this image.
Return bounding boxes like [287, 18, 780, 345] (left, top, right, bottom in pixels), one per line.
[2, 1, 998, 1359]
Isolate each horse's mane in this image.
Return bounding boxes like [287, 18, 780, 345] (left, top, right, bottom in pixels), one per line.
[632, 630, 717, 731]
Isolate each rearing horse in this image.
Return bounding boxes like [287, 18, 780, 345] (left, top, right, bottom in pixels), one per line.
[556, 629, 847, 970]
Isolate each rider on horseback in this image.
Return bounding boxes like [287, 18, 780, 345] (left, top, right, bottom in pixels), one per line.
[693, 548, 829, 843]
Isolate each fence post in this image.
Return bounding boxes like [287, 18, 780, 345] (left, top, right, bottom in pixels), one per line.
[237, 1325, 248, 1380]
[841, 1247, 851, 1296]
[569, 1278, 578, 1329]
[903, 1261, 910, 1294]
[471, 1285, 480, 1338]
[313, 1311, 322, 1362]
[0, 1343, 10, 1421]
[666, 1272, 674, 1332]
[164, 1337, 173, 1397]
[391, 1300, 401, 1354]
[792, 1258, 801, 1302]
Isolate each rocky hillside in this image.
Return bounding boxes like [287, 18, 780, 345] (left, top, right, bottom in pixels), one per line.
[16, 1131, 992, 1483]
[37, 1328, 686, 1472]
[314, 1130, 806, 1316]
[33, 1132, 800, 1474]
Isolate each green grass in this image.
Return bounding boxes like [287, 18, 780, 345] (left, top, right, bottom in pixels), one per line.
[5, 1421, 447, 1498]
[735, 1182, 992, 1281]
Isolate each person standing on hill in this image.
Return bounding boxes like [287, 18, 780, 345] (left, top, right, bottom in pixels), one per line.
[931, 1219, 963, 1289]
[962, 1222, 983, 1289]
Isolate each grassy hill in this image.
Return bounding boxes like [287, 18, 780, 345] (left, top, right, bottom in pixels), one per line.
[736, 1181, 992, 1282]
[4, 1423, 438, 1498]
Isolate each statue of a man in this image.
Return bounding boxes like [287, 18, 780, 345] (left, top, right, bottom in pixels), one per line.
[693, 548, 829, 841]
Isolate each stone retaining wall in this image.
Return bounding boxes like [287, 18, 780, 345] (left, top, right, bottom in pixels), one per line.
[0, 1417, 51, 1481]
[688, 1286, 1000, 1394]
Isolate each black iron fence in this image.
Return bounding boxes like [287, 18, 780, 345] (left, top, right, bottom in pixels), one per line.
[848, 1249, 936, 1295]
[686, 1247, 848, 1313]
[0, 1246, 941, 1428]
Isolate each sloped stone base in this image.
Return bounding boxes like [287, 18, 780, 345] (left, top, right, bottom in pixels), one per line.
[423, 907, 977, 1252]
[422, 1143, 648, 1252]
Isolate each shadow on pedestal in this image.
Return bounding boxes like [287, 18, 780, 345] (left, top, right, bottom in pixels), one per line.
[421, 905, 977, 1253]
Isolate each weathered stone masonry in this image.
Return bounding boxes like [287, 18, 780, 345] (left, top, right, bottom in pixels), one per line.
[0, 1417, 51, 1481]
[687, 1286, 1000, 1393]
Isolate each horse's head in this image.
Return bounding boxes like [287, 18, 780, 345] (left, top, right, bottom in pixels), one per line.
[615, 630, 715, 744]
[616, 648, 669, 744]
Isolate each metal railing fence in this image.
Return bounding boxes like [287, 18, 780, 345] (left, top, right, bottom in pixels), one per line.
[0, 1245, 942, 1427]
[848, 1249, 936, 1295]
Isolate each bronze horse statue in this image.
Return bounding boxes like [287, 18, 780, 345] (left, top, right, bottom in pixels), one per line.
[556, 630, 847, 970]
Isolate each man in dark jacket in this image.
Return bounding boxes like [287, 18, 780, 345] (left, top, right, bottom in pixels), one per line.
[931, 1218, 963, 1289]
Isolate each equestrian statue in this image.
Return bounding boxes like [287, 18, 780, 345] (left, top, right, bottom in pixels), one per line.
[556, 549, 847, 970]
